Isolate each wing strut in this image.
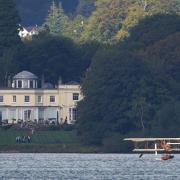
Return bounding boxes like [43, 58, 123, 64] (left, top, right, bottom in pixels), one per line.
[155, 143, 158, 156]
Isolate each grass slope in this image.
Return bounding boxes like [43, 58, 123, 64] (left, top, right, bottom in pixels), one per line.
[0, 130, 78, 145]
[0, 129, 100, 153]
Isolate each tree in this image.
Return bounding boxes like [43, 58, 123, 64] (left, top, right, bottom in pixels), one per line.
[153, 100, 180, 137]
[0, 49, 17, 87]
[58, 3, 69, 36]
[80, 0, 179, 43]
[0, 0, 21, 86]
[81, 0, 130, 43]
[114, 5, 147, 41]
[16, 34, 98, 85]
[77, 14, 180, 145]
[76, 0, 95, 17]
[137, 0, 180, 14]
[140, 32, 180, 112]
[42, 1, 61, 35]
[42, 1, 69, 36]
[0, 0, 21, 55]
[77, 45, 153, 144]
[129, 14, 180, 47]
[64, 15, 87, 42]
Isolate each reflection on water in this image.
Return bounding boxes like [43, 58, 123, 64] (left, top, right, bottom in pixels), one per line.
[0, 154, 179, 180]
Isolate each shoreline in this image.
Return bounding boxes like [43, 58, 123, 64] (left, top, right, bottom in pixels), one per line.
[0, 144, 131, 154]
[0, 144, 102, 153]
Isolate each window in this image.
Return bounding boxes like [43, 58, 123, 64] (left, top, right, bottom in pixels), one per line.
[9, 109, 16, 120]
[30, 80, 33, 88]
[38, 108, 44, 120]
[47, 108, 57, 119]
[69, 108, 77, 121]
[24, 80, 28, 88]
[38, 96, 42, 103]
[13, 96, 16, 102]
[0, 96, 3, 102]
[50, 96, 55, 103]
[24, 96, 30, 102]
[18, 80, 22, 88]
[73, 93, 79, 101]
[24, 110, 31, 121]
[0, 109, 6, 121]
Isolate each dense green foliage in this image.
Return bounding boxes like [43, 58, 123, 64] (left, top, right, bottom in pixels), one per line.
[80, 0, 180, 43]
[77, 14, 180, 146]
[0, 0, 20, 52]
[76, 0, 95, 17]
[36, 0, 179, 43]
[0, 0, 21, 87]
[16, 35, 99, 84]
[42, 2, 69, 36]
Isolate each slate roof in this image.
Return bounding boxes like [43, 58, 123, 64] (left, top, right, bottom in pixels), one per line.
[13, 71, 38, 80]
[25, 26, 38, 32]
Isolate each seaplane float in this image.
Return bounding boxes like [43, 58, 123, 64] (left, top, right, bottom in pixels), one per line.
[124, 138, 180, 160]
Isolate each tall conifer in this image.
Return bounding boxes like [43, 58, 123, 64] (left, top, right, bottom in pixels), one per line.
[0, 0, 20, 55]
[58, 3, 69, 35]
[42, 1, 61, 35]
[42, 1, 69, 36]
[0, 0, 21, 86]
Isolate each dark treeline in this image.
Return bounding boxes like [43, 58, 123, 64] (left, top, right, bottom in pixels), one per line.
[16, 35, 99, 85]
[15, 0, 79, 25]
[0, 0, 180, 152]
[16, 0, 180, 44]
[0, 35, 99, 86]
[77, 14, 180, 151]
[15, 0, 95, 26]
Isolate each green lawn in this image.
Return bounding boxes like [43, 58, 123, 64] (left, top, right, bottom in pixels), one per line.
[0, 129, 79, 145]
[0, 129, 100, 153]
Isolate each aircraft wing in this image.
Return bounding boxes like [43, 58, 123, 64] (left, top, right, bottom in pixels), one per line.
[124, 138, 180, 142]
[124, 138, 180, 153]
[133, 148, 180, 152]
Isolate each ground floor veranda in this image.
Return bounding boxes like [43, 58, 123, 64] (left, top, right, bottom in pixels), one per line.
[0, 107, 77, 124]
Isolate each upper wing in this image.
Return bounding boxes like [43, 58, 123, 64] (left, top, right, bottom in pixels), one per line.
[124, 138, 180, 142]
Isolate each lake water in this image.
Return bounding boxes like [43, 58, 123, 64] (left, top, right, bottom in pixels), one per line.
[0, 154, 179, 180]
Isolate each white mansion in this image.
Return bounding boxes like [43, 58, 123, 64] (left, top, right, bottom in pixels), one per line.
[0, 71, 82, 124]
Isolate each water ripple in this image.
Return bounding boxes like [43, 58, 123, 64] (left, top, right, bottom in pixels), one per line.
[0, 154, 179, 180]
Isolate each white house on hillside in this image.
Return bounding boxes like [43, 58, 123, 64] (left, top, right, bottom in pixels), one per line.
[19, 25, 39, 39]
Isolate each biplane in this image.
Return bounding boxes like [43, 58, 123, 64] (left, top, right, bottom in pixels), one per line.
[124, 138, 180, 160]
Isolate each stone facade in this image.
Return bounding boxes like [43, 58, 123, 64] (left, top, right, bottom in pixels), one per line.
[0, 71, 82, 124]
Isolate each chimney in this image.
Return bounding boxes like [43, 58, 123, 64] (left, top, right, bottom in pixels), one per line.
[7, 75, 12, 88]
[58, 76, 62, 86]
